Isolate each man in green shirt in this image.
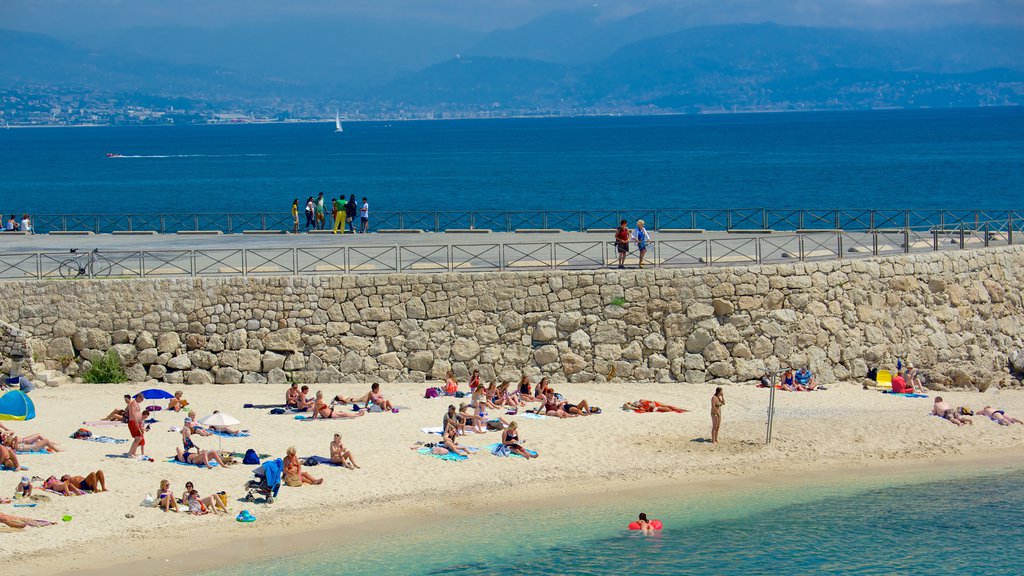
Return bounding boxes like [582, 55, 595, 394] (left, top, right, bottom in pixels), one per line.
[332, 196, 346, 233]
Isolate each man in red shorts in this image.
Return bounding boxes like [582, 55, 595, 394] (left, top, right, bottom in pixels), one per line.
[126, 393, 145, 458]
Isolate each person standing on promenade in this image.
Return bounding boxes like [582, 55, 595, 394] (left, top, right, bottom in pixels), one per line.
[359, 197, 369, 233]
[291, 200, 299, 234]
[711, 387, 725, 444]
[632, 219, 651, 269]
[614, 219, 630, 269]
[345, 195, 357, 234]
[304, 197, 315, 231]
[332, 196, 346, 233]
[126, 393, 145, 458]
[315, 192, 326, 230]
[19, 214, 31, 235]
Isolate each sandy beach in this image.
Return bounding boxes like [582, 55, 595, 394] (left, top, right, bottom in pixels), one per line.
[2, 380, 1023, 575]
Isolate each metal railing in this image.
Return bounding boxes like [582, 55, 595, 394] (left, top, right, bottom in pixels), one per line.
[0, 221, 1019, 281]
[24, 208, 1022, 234]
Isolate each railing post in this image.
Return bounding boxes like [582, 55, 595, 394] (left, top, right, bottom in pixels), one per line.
[799, 234, 805, 261]
[798, 210, 805, 230]
[550, 242, 555, 270]
[933, 227, 939, 251]
[139, 252, 145, 278]
[869, 210, 875, 231]
[974, 210, 980, 232]
[193, 214, 199, 232]
[690, 210, 696, 230]
[62, 215, 67, 232]
[261, 213, 267, 231]
[398, 212, 405, 230]
[939, 211, 944, 233]
[127, 215, 133, 232]
[542, 211, 548, 230]
[395, 245, 400, 273]
[959, 224, 965, 250]
[904, 209, 910, 230]
[1009, 214, 1014, 245]
[984, 222, 990, 247]
[469, 212, 476, 231]
[872, 231, 878, 256]
[726, 210, 733, 231]
[834, 210, 840, 230]
[434, 212, 440, 233]
[227, 214, 233, 235]
[579, 211, 585, 232]
[94, 215, 100, 234]
[904, 228, 910, 254]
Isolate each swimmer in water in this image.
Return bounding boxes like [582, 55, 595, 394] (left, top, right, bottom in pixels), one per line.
[636, 512, 653, 534]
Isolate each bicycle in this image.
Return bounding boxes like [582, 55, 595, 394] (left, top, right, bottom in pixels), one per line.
[58, 248, 113, 278]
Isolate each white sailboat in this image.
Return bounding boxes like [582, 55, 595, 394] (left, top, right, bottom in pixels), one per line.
[335, 111, 343, 133]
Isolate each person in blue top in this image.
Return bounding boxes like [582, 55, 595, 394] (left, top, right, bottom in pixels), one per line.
[632, 219, 652, 269]
[795, 367, 817, 390]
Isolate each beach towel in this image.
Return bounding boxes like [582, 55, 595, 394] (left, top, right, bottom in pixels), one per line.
[209, 430, 250, 438]
[416, 447, 468, 462]
[81, 420, 125, 427]
[15, 450, 50, 455]
[419, 427, 482, 435]
[485, 442, 537, 458]
[78, 436, 129, 444]
[883, 391, 928, 398]
[522, 413, 547, 420]
[304, 456, 344, 467]
[244, 403, 287, 409]
[166, 457, 219, 468]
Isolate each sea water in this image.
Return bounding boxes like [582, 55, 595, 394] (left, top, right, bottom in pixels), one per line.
[1, 108, 1022, 215]
[200, 467, 1024, 576]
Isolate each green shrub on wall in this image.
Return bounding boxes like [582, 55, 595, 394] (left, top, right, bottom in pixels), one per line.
[82, 350, 128, 384]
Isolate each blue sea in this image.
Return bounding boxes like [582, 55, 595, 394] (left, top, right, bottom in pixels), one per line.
[199, 467, 1024, 576]
[0, 108, 1022, 218]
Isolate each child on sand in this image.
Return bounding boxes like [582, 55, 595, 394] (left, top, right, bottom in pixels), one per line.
[16, 476, 32, 498]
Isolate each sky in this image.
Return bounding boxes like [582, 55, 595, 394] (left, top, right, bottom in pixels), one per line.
[3, 0, 1023, 37]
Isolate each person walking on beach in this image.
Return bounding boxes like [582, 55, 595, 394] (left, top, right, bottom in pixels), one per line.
[291, 200, 299, 234]
[711, 387, 725, 444]
[614, 219, 630, 269]
[345, 195, 357, 234]
[632, 219, 651, 269]
[359, 197, 369, 233]
[315, 192, 326, 230]
[126, 393, 145, 458]
[332, 196, 345, 233]
[304, 197, 315, 231]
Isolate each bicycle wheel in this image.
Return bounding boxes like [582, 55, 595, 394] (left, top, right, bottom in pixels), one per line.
[90, 255, 114, 278]
[58, 259, 81, 279]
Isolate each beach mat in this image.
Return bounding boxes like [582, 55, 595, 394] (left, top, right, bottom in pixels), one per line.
[81, 420, 125, 427]
[522, 413, 547, 420]
[209, 430, 250, 438]
[484, 442, 537, 458]
[883, 391, 929, 398]
[78, 436, 129, 444]
[305, 456, 344, 467]
[416, 448, 468, 462]
[15, 450, 51, 455]
[244, 403, 287, 409]
[165, 457, 219, 468]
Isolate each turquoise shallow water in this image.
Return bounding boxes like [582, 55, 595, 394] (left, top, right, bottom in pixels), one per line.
[201, 466, 1024, 576]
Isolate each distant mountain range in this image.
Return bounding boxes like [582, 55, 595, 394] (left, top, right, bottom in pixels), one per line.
[2, 9, 1023, 117]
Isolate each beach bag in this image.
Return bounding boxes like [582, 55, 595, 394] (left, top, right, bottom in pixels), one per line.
[284, 474, 302, 488]
[242, 449, 260, 465]
[269, 408, 286, 415]
[486, 420, 505, 431]
[454, 391, 466, 398]
[424, 387, 439, 399]
[217, 492, 229, 509]
[72, 428, 92, 439]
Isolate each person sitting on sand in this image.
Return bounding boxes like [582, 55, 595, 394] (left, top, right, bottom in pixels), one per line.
[446, 370, 461, 395]
[168, 390, 189, 412]
[622, 400, 687, 413]
[295, 386, 314, 412]
[905, 363, 926, 391]
[795, 367, 817, 390]
[180, 481, 228, 514]
[441, 424, 472, 457]
[779, 368, 805, 392]
[517, 376, 537, 402]
[312, 390, 365, 420]
[157, 479, 178, 512]
[891, 370, 915, 394]
[43, 475, 85, 496]
[104, 395, 132, 422]
[499, 421, 537, 459]
[285, 382, 300, 409]
[485, 381, 501, 404]
[495, 381, 520, 409]
[185, 489, 211, 515]
[443, 405, 465, 435]
[175, 446, 228, 468]
[468, 369, 481, 391]
[472, 384, 498, 411]
[0, 512, 55, 529]
[932, 397, 972, 426]
[3, 432, 62, 453]
[330, 433, 360, 469]
[284, 446, 323, 486]
[365, 383, 395, 412]
[539, 391, 576, 419]
[16, 476, 32, 498]
[0, 444, 20, 470]
[60, 470, 107, 493]
[976, 406, 1023, 426]
[458, 403, 487, 434]
[533, 377, 551, 403]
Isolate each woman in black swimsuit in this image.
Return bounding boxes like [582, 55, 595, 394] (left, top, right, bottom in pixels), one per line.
[501, 421, 537, 459]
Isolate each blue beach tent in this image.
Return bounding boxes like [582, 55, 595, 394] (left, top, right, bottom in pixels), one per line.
[0, 390, 35, 421]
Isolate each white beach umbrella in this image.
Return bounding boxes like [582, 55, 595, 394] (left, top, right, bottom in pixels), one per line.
[197, 413, 242, 452]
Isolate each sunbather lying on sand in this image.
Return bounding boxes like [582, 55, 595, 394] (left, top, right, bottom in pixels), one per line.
[43, 475, 85, 495]
[623, 400, 687, 413]
[168, 390, 189, 412]
[0, 512, 55, 529]
[539, 392, 576, 419]
[3, 432, 62, 453]
[330, 433, 359, 469]
[175, 446, 228, 468]
[312, 391, 365, 420]
[976, 406, 1023, 425]
[61, 470, 107, 492]
[556, 391, 592, 416]
[932, 397, 972, 426]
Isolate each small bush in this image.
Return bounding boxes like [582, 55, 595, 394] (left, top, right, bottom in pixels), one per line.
[82, 350, 128, 384]
[611, 297, 626, 307]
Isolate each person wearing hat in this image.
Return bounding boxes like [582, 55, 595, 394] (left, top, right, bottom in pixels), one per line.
[16, 476, 32, 498]
[905, 363, 924, 392]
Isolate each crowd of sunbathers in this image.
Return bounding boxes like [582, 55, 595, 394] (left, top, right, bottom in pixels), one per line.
[283, 382, 396, 416]
[155, 479, 229, 515]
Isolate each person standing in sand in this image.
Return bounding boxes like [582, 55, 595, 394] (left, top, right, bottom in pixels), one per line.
[711, 387, 725, 444]
[126, 393, 145, 458]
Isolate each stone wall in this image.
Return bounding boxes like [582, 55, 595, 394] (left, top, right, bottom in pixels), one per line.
[1, 246, 1022, 388]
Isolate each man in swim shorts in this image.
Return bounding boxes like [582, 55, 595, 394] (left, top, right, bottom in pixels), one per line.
[126, 393, 146, 458]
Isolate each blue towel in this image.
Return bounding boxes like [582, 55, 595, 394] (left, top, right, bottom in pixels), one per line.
[262, 458, 283, 497]
[882, 391, 928, 398]
[306, 455, 344, 467]
[81, 436, 129, 444]
[522, 413, 547, 420]
[209, 430, 250, 438]
[15, 450, 50, 455]
[166, 457, 219, 468]
[484, 442, 537, 458]
[417, 447, 468, 461]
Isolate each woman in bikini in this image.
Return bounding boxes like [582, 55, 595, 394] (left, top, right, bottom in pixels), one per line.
[517, 375, 537, 402]
[60, 470, 107, 493]
[472, 384, 498, 411]
[43, 475, 85, 496]
[446, 370, 461, 395]
[533, 377, 551, 403]
[175, 446, 228, 469]
[179, 481, 227, 513]
[458, 403, 486, 433]
[284, 446, 323, 486]
[711, 387, 725, 444]
[157, 479, 178, 512]
[623, 400, 687, 413]
[558, 392, 592, 416]
[0, 444, 20, 471]
[441, 424, 472, 457]
[3, 433, 62, 453]
[500, 421, 537, 459]
[330, 433, 360, 469]
[167, 390, 188, 412]
[312, 391, 365, 420]
[495, 381, 519, 409]
[358, 383, 394, 412]
[540, 391, 576, 419]
[976, 406, 1023, 425]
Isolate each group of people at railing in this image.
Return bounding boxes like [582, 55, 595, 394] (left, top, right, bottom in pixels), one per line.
[295, 193, 369, 235]
[4, 214, 31, 233]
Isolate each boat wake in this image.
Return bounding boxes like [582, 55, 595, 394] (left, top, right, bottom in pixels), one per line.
[106, 153, 270, 159]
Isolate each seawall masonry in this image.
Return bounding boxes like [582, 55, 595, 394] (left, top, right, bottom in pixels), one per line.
[2, 245, 1022, 389]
